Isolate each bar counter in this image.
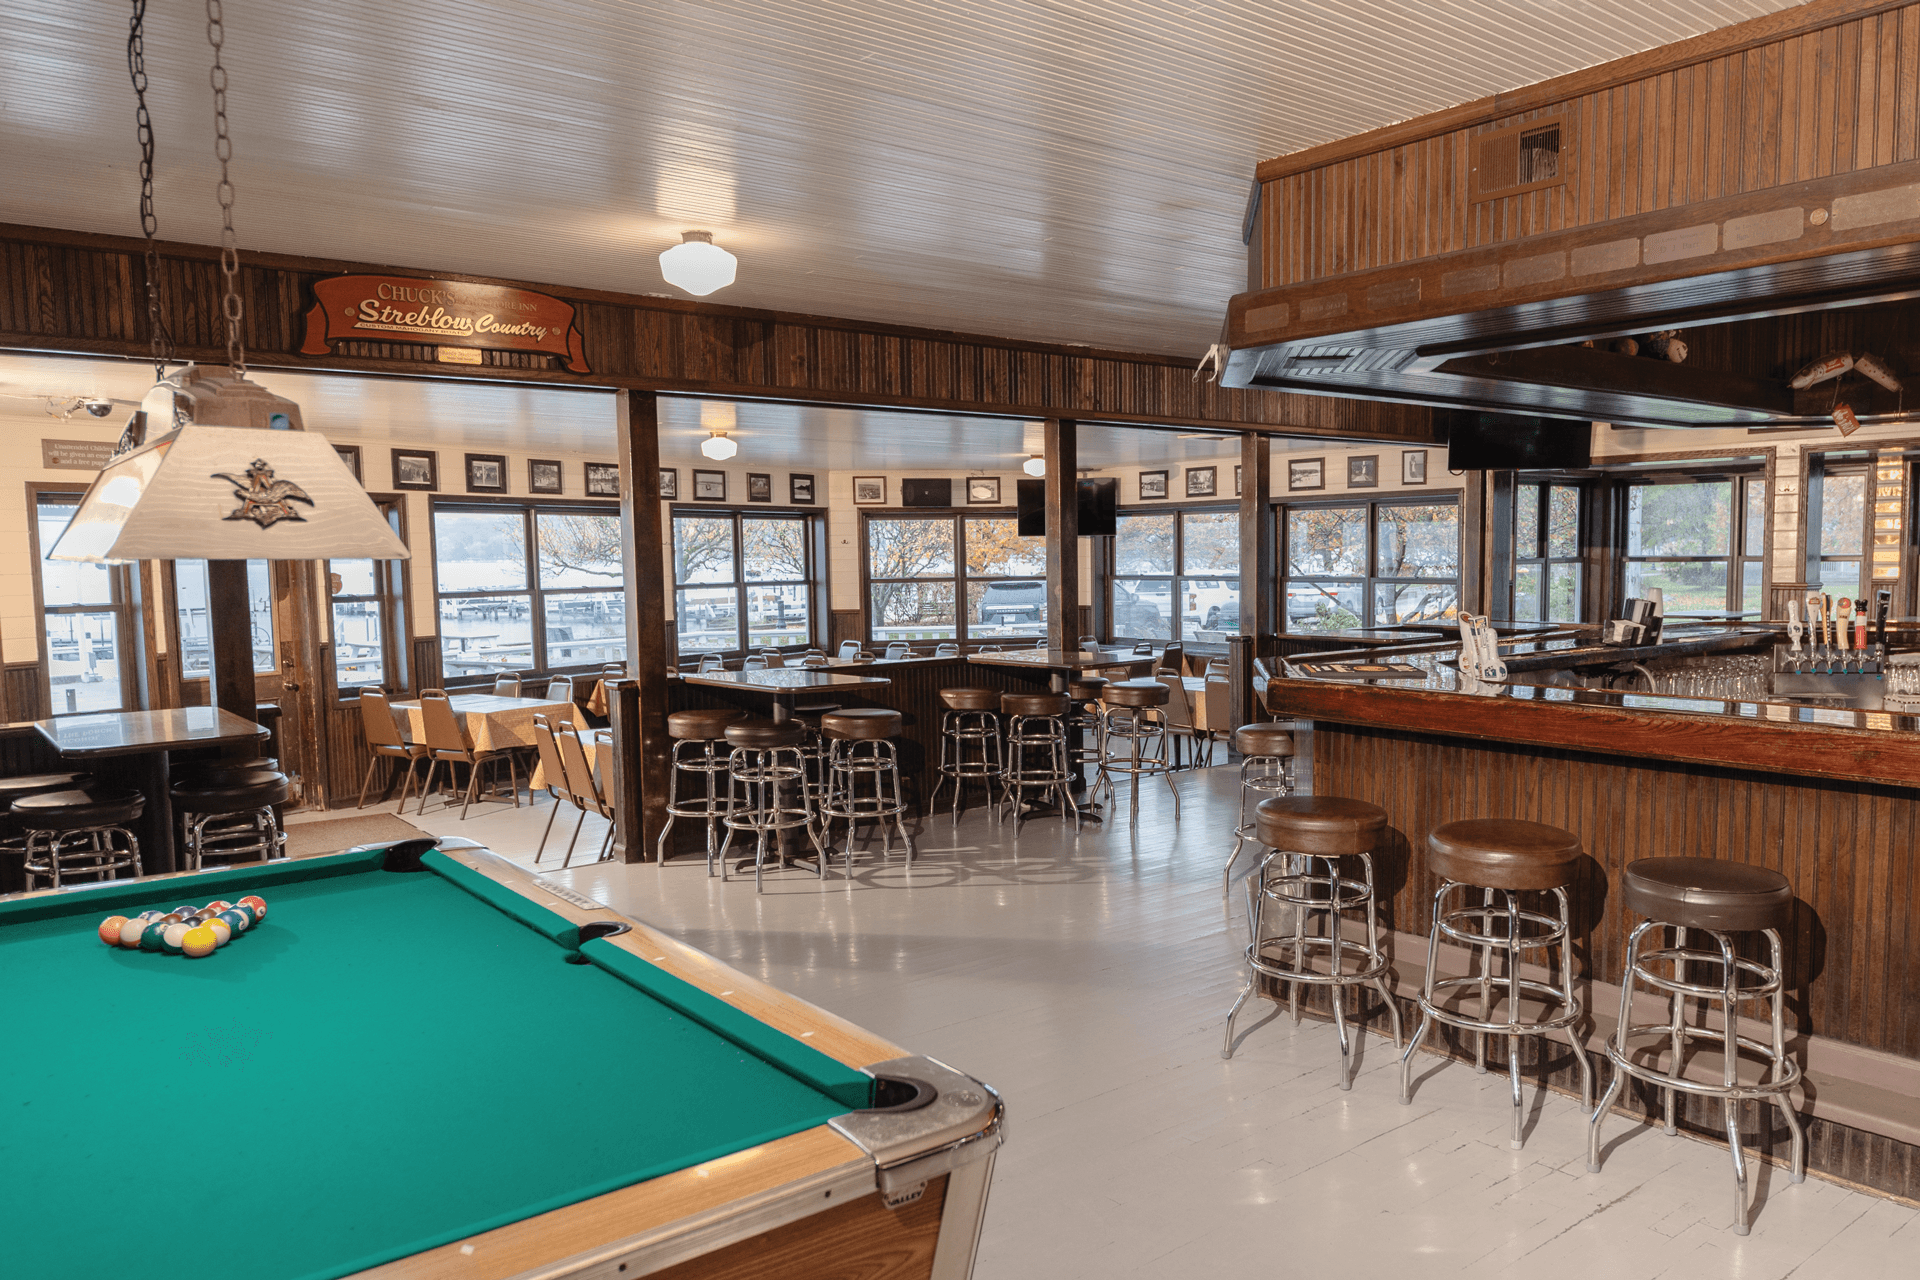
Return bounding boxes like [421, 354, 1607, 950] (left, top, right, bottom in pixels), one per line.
[1264, 630, 1920, 1200]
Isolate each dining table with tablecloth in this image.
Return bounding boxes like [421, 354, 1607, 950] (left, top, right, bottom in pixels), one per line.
[388, 694, 577, 757]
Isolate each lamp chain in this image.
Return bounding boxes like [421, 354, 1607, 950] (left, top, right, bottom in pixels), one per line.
[206, 0, 245, 377]
[126, 0, 174, 380]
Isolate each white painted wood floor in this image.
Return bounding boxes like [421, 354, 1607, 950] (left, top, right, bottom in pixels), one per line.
[328, 767, 1918, 1278]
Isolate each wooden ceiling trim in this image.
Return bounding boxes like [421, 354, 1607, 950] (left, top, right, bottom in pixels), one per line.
[0, 222, 1438, 443]
[1254, 0, 1905, 184]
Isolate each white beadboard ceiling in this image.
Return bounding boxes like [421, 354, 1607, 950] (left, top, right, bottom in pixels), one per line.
[1, 1, 1794, 358]
[0, 351, 1263, 467]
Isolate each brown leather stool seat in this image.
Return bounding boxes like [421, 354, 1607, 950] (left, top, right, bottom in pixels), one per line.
[1067, 677, 1108, 702]
[821, 709, 901, 741]
[1230, 724, 1293, 758]
[724, 719, 806, 750]
[1001, 692, 1069, 718]
[939, 687, 1001, 712]
[792, 702, 840, 721]
[1101, 678, 1169, 708]
[1427, 818, 1581, 891]
[171, 773, 291, 815]
[1621, 857, 1792, 932]
[176, 758, 280, 788]
[13, 788, 146, 832]
[0, 772, 90, 800]
[668, 709, 745, 740]
[1253, 795, 1387, 857]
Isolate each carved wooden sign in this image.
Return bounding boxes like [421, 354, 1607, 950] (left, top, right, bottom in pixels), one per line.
[300, 275, 590, 372]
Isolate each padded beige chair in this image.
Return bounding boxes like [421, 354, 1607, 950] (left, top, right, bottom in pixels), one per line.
[555, 718, 615, 867]
[529, 713, 577, 864]
[742, 654, 770, 670]
[1154, 674, 1205, 769]
[355, 687, 426, 809]
[546, 674, 575, 704]
[492, 673, 523, 698]
[417, 690, 520, 819]
[601, 663, 626, 678]
[697, 653, 725, 672]
[837, 640, 864, 659]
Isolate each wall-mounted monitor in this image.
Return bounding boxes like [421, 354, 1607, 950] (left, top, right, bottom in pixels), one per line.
[900, 478, 953, 507]
[1441, 410, 1592, 471]
[1015, 477, 1119, 537]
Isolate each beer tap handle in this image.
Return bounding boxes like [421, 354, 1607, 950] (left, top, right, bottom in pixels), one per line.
[1786, 598, 1803, 656]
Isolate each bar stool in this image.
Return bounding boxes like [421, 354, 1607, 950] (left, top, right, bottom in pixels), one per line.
[791, 702, 841, 831]
[997, 692, 1077, 832]
[1399, 819, 1593, 1149]
[717, 720, 827, 892]
[819, 708, 913, 874]
[1223, 723, 1293, 896]
[1222, 796, 1402, 1088]
[171, 769, 291, 870]
[1065, 677, 1107, 774]
[1093, 678, 1179, 826]
[1588, 858, 1805, 1235]
[657, 708, 745, 872]
[930, 688, 1002, 822]
[17, 788, 145, 889]
[0, 773, 91, 891]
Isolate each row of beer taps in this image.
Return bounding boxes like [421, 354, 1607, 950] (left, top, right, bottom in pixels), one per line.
[1784, 588, 1891, 673]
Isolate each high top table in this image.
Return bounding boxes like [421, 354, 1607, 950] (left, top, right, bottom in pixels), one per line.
[33, 706, 271, 876]
[966, 648, 1162, 820]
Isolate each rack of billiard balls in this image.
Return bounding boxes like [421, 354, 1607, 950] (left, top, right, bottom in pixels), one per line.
[98, 896, 268, 958]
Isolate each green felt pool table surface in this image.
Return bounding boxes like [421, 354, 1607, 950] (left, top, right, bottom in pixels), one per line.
[0, 846, 877, 1280]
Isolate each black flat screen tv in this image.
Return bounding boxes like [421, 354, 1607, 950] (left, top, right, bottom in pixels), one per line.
[1015, 477, 1118, 537]
[1442, 410, 1592, 471]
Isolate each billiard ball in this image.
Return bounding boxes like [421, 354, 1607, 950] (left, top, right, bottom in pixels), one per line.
[217, 909, 248, 935]
[98, 916, 127, 946]
[238, 895, 267, 920]
[118, 918, 147, 948]
[139, 922, 170, 952]
[160, 923, 191, 955]
[180, 925, 217, 958]
[204, 919, 232, 946]
[206, 901, 232, 913]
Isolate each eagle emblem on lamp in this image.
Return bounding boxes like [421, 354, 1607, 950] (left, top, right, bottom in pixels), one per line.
[213, 458, 315, 528]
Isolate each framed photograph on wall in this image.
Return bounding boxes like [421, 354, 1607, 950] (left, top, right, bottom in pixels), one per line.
[692, 469, 727, 501]
[966, 476, 1001, 505]
[391, 448, 438, 491]
[1186, 466, 1217, 498]
[528, 459, 563, 495]
[1347, 455, 1380, 488]
[334, 444, 362, 484]
[746, 473, 773, 502]
[789, 473, 815, 504]
[1138, 469, 1169, 500]
[465, 454, 507, 494]
[659, 468, 678, 500]
[1401, 449, 1428, 485]
[1286, 457, 1324, 492]
[584, 463, 621, 498]
[853, 476, 886, 504]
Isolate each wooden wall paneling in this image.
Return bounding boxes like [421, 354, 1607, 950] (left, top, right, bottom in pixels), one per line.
[2, 663, 45, 723]
[411, 637, 443, 693]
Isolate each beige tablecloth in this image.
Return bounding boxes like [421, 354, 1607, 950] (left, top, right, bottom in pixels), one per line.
[392, 695, 576, 757]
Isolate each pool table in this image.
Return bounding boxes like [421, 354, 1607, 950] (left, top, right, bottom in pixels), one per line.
[0, 837, 1001, 1280]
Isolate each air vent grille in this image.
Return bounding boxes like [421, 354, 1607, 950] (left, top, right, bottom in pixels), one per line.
[1519, 126, 1560, 184]
[1470, 116, 1571, 202]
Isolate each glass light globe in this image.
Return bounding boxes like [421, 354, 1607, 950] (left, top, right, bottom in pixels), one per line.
[700, 432, 738, 460]
[660, 232, 738, 296]
[1023, 456, 1046, 476]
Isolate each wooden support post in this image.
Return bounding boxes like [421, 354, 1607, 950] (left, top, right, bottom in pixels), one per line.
[1044, 418, 1079, 652]
[614, 390, 671, 862]
[1487, 470, 1516, 622]
[1236, 433, 1275, 725]
[207, 559, 258, 729]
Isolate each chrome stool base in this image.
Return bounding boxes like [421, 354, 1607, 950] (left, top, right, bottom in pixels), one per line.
[1224, 754, 1293, 897]
[1588, 922, 1805, 1234]
[180, 807, 285, 871]
[718, 745, 827, 893]
[929, 710, 1003, 824]
[23, 826, 142, 890]
[1399, 882, 1593, 1150]
[1092, 704, 1179, 827]
[658, 738, 735, 874]
[821, 739, 914, 875]
[998, 712, 1077, 832]
[1222, 849, 1403, 1088]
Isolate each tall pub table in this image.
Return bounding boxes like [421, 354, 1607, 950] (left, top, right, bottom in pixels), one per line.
[676, 667, 894, 870]
[965, 647, 1158, 819]
[33, 707, 271, 876]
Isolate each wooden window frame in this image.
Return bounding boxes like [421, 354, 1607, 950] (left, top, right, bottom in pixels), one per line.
[27, 483, 139, 716]
[671, 505, 823, 660]
[1279, 494, 1463, 634]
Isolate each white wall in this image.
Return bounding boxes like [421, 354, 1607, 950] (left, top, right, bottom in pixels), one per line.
[0, 410, 127, 666]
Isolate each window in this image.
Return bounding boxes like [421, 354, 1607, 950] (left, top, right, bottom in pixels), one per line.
[1815, 466, 1867, 604]
[1514, 482, 1582, 622]
[1283, 500, 1459, 633]
[330, 499, 407, 691]
[674, 510, 815, 655]
[33, 494, 135, 715]
[435, 502, 625, 679]
[1623, 475, 1767, 617]
[174, 561, 278, 679]
[1112, 510, 1240, 642]
[864, 514, 1046, 644]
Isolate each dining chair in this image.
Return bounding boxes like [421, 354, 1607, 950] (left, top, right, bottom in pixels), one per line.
[417, 690, 520, 819]
[529, 713, 577, 864]
[697, 654, 724, 672]
[555, 717, 615, 867]
[742, 654, 770, 670]
[492, 673, 523, 698]
[1156, 643, 1186, 676]
[1154, 674, 1202, 769]
[546, 674, 575, 704]
[1133, 642, 1153, 655]
[354, 687, 426, 810]
[884, 642, 910, 660]
[837, 640, 864, 659]
[1198, 674, 1232, 765]
[601, 663, 627, 678]
[934, 643, 961, 657]
[799, 653, 832, 668]
[1079, 635, 1099, 649]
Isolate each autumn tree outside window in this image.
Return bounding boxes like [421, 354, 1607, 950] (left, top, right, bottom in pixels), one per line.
[1111, 509, 1240, 643]
[1283, 499, 1459, 633]
[1622, 475, 1766, 618]
[865, 514, 1046, 644]
[674, 510, 815, 656]
[1514, 483, 1583, 623]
